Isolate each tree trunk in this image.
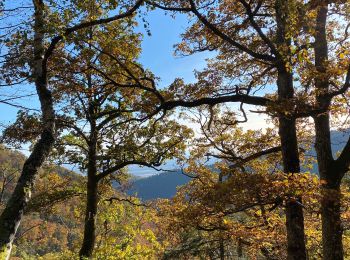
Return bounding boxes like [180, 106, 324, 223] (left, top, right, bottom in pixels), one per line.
[285, 196, 306, 260]
[0, 1, 55, 259]
[79, 72, 99, 258]
[219, 239, 225, 260]
[313, 3, 344, 259]
[314, 114, 344, 260]
[279, 116, 306, 260]
[79, 173, 99, 258]
[275, 1, 307, 258]
[321, 187, 343, 260]
[79, 138, 98, 258]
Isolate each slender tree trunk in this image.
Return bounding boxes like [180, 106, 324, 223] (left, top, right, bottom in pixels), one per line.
[79, 71, 99, 258]
[219, 239, 225, 260]
[79, 139, 99, 258]
[275, 1, 306, 258]
[79, 172, 99, 258]
[217, 172, 225, 260]
[0, 1, 55, 259]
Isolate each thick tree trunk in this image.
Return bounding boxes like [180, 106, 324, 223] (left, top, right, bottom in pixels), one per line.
[314, 115, 344, 260]
[279, 115, 306, 260]
[285, 196, 306, 259]
[0, 132, 54, 257]
[313, 3, 344, 259]
[321, 187, 343, 260]
[315, 116, 344, 260]
[275, 1, 307, 258]
[0, 1, 55, 259]
[278, 116, 306, 260]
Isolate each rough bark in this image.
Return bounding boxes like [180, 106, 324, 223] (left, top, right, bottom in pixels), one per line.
[0, 1, 55, 259]
[321, 187, 343, 260]
[79, 71, 99, 258]
[275, 1, 306, 259]
[313, 3, 344, 259]
[0, 1, 143, 259]
[219, 239, 225, 260]
[79, 170, 98, 258]
[277, 79, 307, 260]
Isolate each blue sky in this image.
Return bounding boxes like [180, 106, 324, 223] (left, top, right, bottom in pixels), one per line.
[137, 10, 212, 86]
[130, 10, 213, 176]
[0, 9, 211, 125]
[0, 7, 268, 176]
[0, 8, 213, 175]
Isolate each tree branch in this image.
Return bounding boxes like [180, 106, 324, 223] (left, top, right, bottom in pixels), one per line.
[229, 146, 281, 169]
[42, 0, 144, 71]
[188, 0, 275, 62]
[160, 94, 270, 110]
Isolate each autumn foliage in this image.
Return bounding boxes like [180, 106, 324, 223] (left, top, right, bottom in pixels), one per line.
[0, 0, 350, 259]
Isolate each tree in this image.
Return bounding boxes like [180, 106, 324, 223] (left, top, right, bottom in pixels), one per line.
[144, 1, 350, 258]
[156, 109, 350, 258]
[0, 0, 144, 258]
[156, 117, 318, 259]
[308, 2, 350, 259]
[47, 11, 192, 257]
[144, 1, 312, 258]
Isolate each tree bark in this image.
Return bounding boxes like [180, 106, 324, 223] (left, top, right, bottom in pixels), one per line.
[313, 3, 344, 259]
[79, 172, 99, 258]
[321, 187, 343, 260]
[79, 135, 99, 258]
[0, 1, 55, 259]
[314, 116, 344, 260]
[278, 86, 306, 260]
[79, 70, 99, 258]
[275, 1, 306, 259]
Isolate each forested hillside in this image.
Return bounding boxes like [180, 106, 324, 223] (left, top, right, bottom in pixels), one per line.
[1, 137, 349, 259]
[0, 146, 164, 259]
[1, 0, 350, 259]
[0, 146, 80, 258]
[128, 170, 190, 200]
[131, 131, 350, 200]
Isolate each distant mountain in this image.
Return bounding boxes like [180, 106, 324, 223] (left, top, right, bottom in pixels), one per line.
[128, 170, 192, 200]
[128, 130, 350, 201]
[331, 130, 349, 154]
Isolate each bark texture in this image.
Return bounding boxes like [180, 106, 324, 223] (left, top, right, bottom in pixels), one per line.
[275, 1, 306, 259]
[79, 172, 99, 258]
[314, 3, 344, 259]
[321, 187, 343, 260]
[79, 74, 99, 258]
[0, 1, 55, 259]
[277, 79, 306, 260]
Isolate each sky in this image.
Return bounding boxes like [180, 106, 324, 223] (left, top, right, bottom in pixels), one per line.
[136, 9, 269, 126]
[0, 9, 214, 128]
[0, 6, 269, 176]
[131, 9, 269, 176]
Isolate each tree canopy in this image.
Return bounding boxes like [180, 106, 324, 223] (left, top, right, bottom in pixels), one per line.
[0, 0, 350, 259]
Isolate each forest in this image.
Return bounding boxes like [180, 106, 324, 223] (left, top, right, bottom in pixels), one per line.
[0, 0, 350, 259]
